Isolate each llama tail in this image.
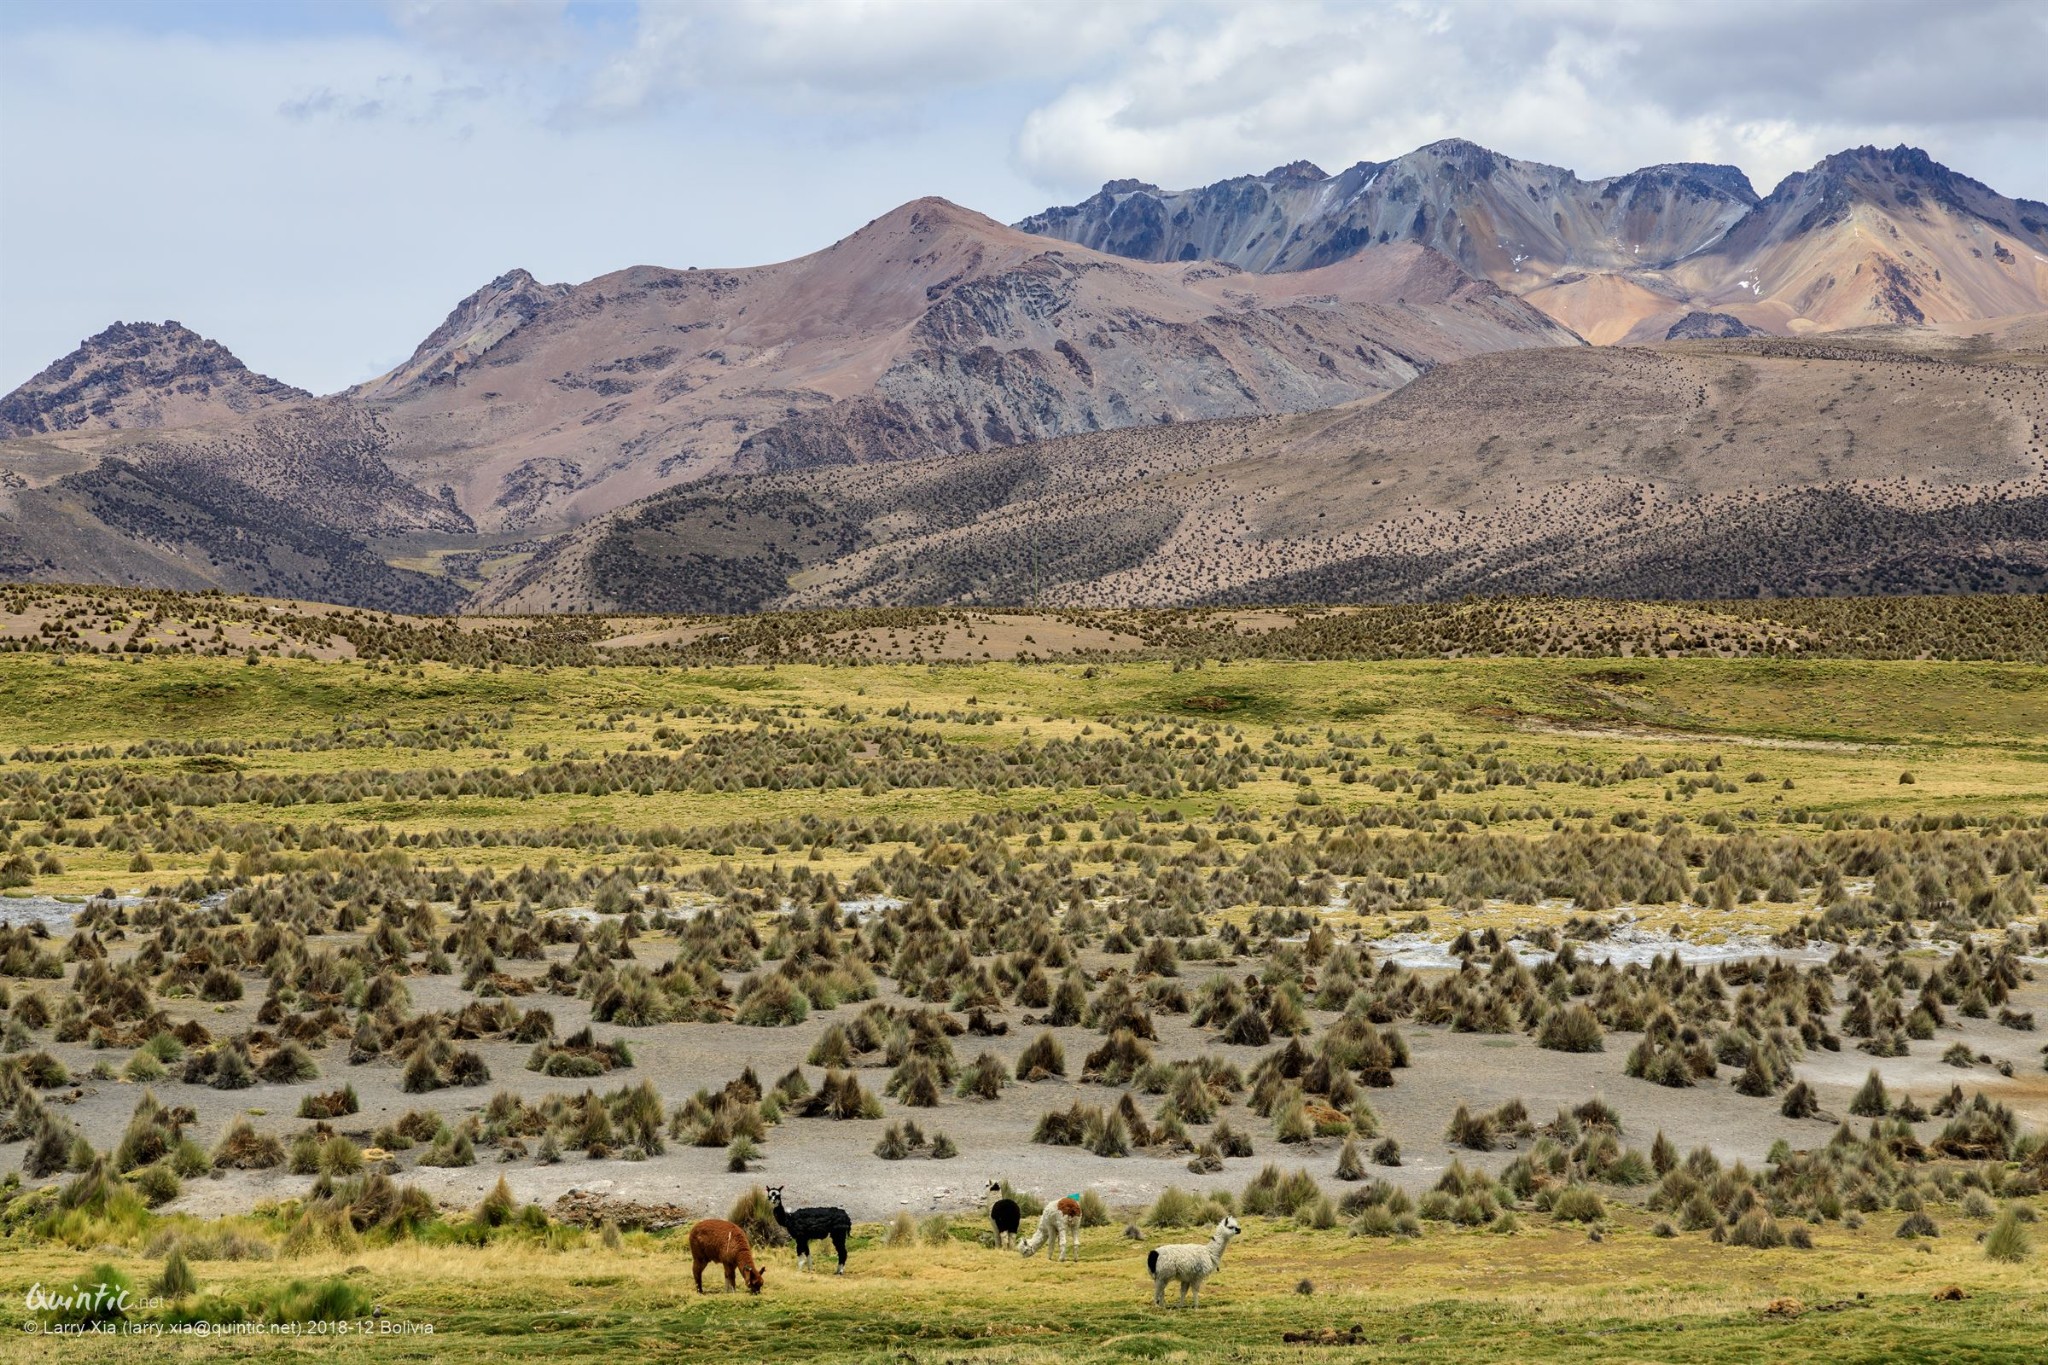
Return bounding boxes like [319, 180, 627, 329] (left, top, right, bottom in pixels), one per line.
[1146, 1249, 1159, 1275]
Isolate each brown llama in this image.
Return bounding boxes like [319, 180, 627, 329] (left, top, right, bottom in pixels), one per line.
[690, 1218, 767, 1294]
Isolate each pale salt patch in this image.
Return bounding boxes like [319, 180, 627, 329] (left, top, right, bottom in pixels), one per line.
[1370, 925, 1831, 971]
[831, 895, 906, 920]
[0, 896, 86, 929]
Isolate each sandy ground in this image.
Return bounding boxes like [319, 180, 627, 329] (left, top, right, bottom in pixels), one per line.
[1515, 720, 1886, 752]
[11, 927, 2042, 1228]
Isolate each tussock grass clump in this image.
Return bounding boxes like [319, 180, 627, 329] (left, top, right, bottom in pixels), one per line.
[526, 1028, 629, 1079]
[955, 1051, 1008, 1100]
[1896, 1211, 1939, 1239]
[1726, 1209, 1785, 1248]
[1537, 1003, 1604, 1053]
[1015, 1031, 1065, 1081]
[1849, 1069, 1890, 1117]
[1985, 1207, 2033, 1263]
[796, 1069, 883, 1120]
[1240, 1164, 1320, 1218]
[1550, 1186, 1605, 1223]
[155, 1246, 198, 1299]
[728, 1186, 787, 1248]
[734, 973, 810, 1027]
[297, 1086, 359, 1120]
[212, 1117, 284, 1170]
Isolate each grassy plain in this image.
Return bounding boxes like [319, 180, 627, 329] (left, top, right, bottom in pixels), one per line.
[6, 653, 2047, 903]
[0, 612, 2043, 1364]
[1, 1212, 2043, 1364]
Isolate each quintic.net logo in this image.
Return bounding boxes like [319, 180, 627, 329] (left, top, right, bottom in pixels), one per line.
[25, 1280, 133, 1315]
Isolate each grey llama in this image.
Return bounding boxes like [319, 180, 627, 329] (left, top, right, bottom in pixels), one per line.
[1146, 1215, 1240, 1307]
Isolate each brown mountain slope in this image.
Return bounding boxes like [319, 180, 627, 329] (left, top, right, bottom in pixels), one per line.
[1021, 143, 2048, 347]
[360, 198, 1577, 533]
[0, 199, 1574, 607]
[0, 321, 307, 437]
[479, 321, 2048, 613]
[0, 399, 472, 612]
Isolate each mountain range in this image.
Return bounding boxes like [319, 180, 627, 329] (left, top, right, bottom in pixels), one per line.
[3, 141, 2044, 612]
[1019, 141, 2048, 345]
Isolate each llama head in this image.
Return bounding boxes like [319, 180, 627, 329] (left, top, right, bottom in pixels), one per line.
[743, 1264, 766, 1294]
[765, 1185, 785, 1210]
[1217, 1216, 1242, 1241]
[986, 1179, 1003, 1198]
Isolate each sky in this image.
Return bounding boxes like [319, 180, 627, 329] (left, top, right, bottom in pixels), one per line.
[3, 0, 2044, 395]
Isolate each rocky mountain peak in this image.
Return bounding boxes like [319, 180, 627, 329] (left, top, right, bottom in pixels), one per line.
[1263, 160, 1329, 183]
[0, 320, 306, 438]
[358, 266, 571, 400]
[1409, 138, 1503, 174]
[1607, 162, 1760, 205]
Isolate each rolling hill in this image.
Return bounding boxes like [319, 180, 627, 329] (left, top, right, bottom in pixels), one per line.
[477, 319, 2048, 613]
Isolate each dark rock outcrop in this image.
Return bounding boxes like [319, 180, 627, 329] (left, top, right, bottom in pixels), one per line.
[1665, 311, 1759, 340]
[0, 321, 306, 437]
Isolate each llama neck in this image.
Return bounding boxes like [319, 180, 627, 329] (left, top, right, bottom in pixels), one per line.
[1209, 1228, 1233, 1261]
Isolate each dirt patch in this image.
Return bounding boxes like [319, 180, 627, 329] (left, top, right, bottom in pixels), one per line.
[552, 1189, 697, 1230]
[1517, 718, 1883, 752]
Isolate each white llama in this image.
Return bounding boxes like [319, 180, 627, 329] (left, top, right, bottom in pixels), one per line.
[1147, 1215, 1240, 1308]
[1019, 1196, 1083, 1262]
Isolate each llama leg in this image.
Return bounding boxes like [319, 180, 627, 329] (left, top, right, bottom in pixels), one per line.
[725, 1262, 737, 1291]
[1153, 1277, 1165, 1306]
[693, 1256, 706, 1293]
[832, 1229, 847, 1273]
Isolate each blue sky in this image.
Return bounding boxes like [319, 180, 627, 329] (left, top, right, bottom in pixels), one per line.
[3, 0, 2043, 395]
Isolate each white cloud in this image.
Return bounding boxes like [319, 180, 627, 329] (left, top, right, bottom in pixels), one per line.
[1012, 0, 2048, 195]
[590, 0, 1165, 107]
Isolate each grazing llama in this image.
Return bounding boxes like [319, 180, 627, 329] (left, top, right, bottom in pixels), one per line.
[1019, 1195, 1083, 1262]
[765, 1185, 851, 1274]
[688, 1218, 766, 1294]
[1147, 1216, 1241, 1308]
[985, 1180, 1022, 1249]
